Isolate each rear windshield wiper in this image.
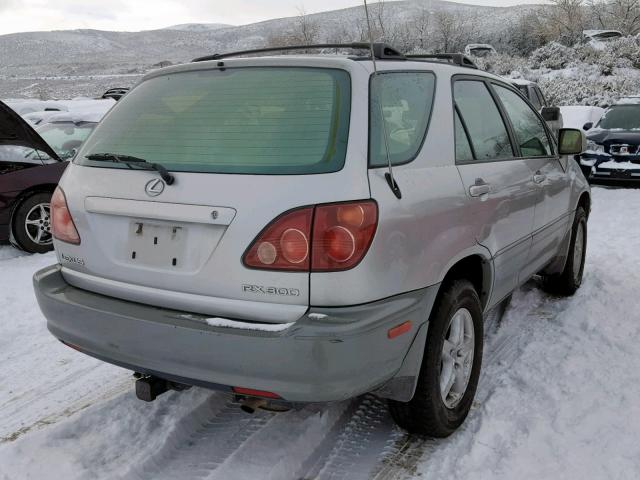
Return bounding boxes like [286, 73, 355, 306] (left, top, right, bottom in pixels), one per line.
[84, 153, 175, 185]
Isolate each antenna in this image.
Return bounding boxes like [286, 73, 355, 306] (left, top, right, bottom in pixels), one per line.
[364, 0, 401, 199]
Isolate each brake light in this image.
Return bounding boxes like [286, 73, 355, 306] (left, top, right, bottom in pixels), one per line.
[51, 187, 80, 245]
[243, 201, 377, 272]
[312, 201, 377, 271]
[243, 207, 313, 271]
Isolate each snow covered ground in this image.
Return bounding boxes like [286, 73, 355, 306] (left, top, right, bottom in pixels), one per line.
[0, 186, 639, 480]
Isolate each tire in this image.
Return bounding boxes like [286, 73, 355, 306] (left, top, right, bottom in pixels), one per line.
[11, 192, 54, 254]
[541, 207, 587, 296]
[388, 279, 483, 437]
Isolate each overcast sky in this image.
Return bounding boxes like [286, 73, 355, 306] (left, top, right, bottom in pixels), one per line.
[0, 0, 542, 35]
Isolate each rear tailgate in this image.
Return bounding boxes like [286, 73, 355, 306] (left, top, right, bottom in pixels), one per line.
[57, 166, 369, 323]
[54, 60, 371, 323]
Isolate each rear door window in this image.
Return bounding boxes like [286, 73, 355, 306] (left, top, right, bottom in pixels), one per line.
[369, 71, 436, 167]
[493, 84, 552, 157]
[77, 67, 351, 175]
[453, 80, 514, 162]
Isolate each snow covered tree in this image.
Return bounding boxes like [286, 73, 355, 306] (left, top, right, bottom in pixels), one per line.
[540, 0, 587, 44]
[588, 0, 640, 35]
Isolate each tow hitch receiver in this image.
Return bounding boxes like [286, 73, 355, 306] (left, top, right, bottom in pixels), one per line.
[135, 375, 169, 402]
[135, 374, 191, 402]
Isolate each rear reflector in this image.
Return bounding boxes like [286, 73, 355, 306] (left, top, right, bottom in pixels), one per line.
[60, 340, 83, 352]
[232, 387, 281, 399]
[387, 321, 412, 339]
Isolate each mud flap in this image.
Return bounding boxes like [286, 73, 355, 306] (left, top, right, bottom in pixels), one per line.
[372, 321, 429, 402]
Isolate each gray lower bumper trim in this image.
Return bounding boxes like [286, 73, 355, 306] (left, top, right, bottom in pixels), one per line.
[35, 264, 439, 403]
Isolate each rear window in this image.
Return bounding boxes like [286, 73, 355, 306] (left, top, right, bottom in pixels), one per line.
[76, 67, 351, 175]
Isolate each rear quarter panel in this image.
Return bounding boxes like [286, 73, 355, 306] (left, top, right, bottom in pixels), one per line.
[310, 65, 491, 307]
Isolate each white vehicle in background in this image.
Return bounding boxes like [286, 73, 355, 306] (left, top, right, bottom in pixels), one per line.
[582, 30, 623, 49]
[35, 109, 111, 160]
[615, 95, 640, 105]
[464, 44, 497, 58]
[559, 105, 605, 130]
[23, 98, 115, 125]
[3, 99, 68, 116]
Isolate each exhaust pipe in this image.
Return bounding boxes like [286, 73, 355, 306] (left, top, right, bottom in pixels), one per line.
[240, 397, 267, 414]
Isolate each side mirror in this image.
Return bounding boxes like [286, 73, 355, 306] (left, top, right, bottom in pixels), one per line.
[541, 106, 560, 122]
[583, 122, 593, 131]
[558, 128, 586, 155]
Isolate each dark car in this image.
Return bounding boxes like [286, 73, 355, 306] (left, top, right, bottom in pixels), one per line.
[0, 100, 66, 253]
[580, 100, 640, 182]
[101, 87, 129, 101]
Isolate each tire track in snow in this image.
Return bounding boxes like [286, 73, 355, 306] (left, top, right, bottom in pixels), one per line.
[124, 395, 274, 480]
[297, 395, 400, 480]
[0, 377, 130, 444]
[351, 305, 508, 480]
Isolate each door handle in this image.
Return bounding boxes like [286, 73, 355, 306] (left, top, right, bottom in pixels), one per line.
[469, 183, 490, 197]
[533, 172, 547, 184]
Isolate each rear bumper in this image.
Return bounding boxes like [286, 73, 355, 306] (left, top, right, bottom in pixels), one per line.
[34, 264, 438, 403]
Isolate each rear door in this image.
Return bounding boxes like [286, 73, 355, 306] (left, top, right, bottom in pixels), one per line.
[453, 77, 538, 305]
[57, 64, 366, 323]
[491, 83, 571, 277]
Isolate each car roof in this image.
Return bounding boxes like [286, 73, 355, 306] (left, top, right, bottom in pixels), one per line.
[38, 110, 106, 124]
[510, 78, 535, 86]
[466, 44, 495, 49]
[583, 29, 622, 37]
[140, 54, 506, 85]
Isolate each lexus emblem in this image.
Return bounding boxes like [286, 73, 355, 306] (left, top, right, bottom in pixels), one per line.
[145, 178, 165, 197]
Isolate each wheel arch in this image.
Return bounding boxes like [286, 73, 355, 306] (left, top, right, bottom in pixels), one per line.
[437, 249, 494, 311]
[577, 191, 591, 218]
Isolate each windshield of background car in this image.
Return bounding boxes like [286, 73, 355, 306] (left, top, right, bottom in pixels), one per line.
[36, 122, 95, 159]
[76, 67, 352, 175]
[596, 106, 640, 130]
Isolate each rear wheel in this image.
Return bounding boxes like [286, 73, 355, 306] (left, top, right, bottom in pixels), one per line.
[12, 192, 54, 254]
[388, 279, 483, 437]
[541, 207, 587, 296]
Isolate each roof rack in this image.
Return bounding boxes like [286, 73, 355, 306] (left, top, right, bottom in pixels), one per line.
[192, 43, 405, 62]
[406, 53, 478, 69]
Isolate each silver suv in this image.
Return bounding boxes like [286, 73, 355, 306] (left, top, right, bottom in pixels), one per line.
[34, 44, 590, 437]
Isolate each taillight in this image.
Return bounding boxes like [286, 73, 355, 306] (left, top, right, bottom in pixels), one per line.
[243, 201, 377, 272]
[312, 201, 377, 271]
[243, 207, 313, 271]
[51, 186, 80, 245]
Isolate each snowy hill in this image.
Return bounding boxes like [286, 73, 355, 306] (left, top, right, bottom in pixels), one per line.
[163, 23, 233, 32]
[0, 0, 542, 78]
